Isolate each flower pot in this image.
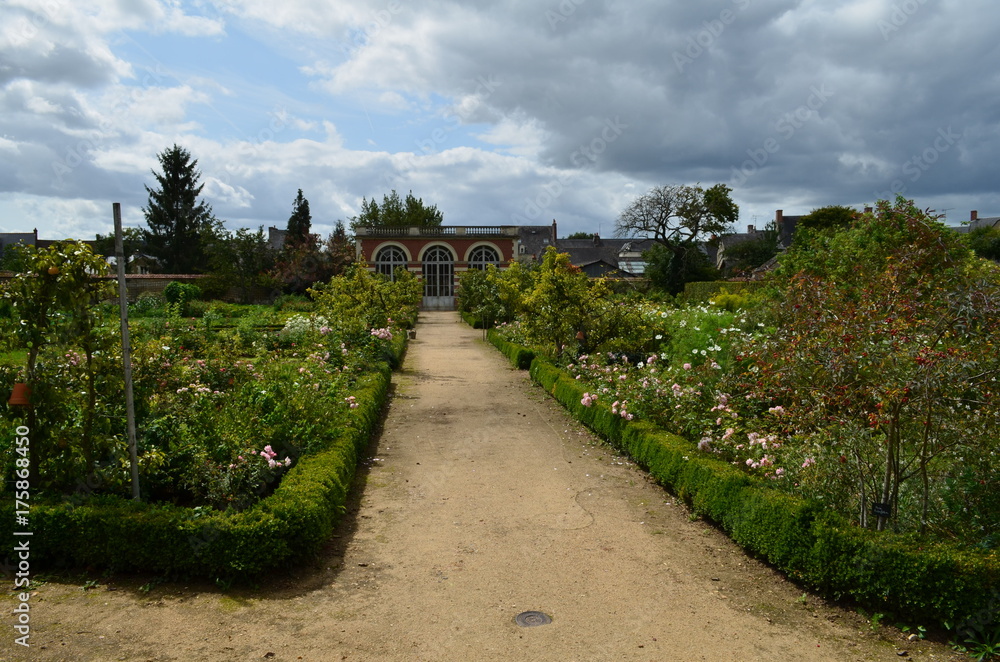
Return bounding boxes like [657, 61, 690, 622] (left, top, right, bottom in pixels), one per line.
[8, 383, 31, 407]
[407, 329, 416, 340]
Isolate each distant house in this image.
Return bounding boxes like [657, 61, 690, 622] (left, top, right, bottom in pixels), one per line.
[106, 253, 161, 275]
[555, 234, 653, 277]
[952, 210, 1000, 233]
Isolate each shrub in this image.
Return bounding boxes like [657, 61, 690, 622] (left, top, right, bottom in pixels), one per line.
[163, 281, 203, 306]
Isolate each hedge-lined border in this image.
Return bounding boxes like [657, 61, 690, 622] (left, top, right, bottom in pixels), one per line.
[489, 353, 1000, 628]
[1, 333, 408, 580]
[460, 311, 484, 329]
[485, 329, 535, 370]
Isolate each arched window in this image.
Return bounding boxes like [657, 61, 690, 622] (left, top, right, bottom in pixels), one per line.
[422, 246, 454, 298]
[375, 246, 407, 281]
[468, 245, 501, 270]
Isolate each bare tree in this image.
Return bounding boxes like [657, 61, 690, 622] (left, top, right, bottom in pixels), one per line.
[614, 183, 738, 246]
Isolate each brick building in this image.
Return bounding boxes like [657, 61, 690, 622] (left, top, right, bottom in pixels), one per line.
[354, 222, 555, 310]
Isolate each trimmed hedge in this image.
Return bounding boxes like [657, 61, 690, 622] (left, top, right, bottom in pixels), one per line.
[460, 311, 485, 329]
[486, 329, 535, 370]
[683, 280, 765, 302]
[2, 344, 405, 580]
[525, 356, 1000, 627]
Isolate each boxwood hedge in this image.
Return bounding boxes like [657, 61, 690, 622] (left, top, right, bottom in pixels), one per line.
[521, 354, 999, 628]
[1, 333, 407, 580]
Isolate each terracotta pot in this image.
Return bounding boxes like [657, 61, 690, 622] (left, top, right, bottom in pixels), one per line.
[8, 383, 31, 407]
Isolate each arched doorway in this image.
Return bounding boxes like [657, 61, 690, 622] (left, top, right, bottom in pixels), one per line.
[422, 245, 455, 310]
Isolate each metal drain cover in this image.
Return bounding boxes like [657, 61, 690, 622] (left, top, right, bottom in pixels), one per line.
[515, 611, 552, 627]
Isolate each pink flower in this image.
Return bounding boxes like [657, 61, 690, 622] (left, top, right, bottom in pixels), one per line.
[683, 363, 692, 370]
[801, 458, 816, 469]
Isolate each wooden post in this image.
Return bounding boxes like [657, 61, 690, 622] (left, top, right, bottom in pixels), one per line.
[114, 203, 141, 501]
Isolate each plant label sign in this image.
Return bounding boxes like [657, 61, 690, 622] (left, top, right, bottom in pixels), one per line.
[872, 502, 892, 518]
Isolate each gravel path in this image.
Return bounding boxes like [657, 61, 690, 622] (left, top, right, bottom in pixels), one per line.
[0, 311, 960, 661]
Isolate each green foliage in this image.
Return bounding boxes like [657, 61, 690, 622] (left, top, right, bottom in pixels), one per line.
[206, 226, 276, 304]
[286, 189, 312, 247]
[142, 144, 218, 273]
[273, 293, 314, 312]
[615, 182, 738, 246]
[966, 225, 1000, 263]
[521, 247, 608, 357]
[644, 242, 719, 295]
[0, 366, 396, 581]
[683, 280, 764, 302]
[93, 226, 146, 264]
[486, 329, 535, 369]
[457, 262, 532, 329]
[162, 281, 203, 315]
[720, 225, 779, 276]
[308, 264, 422, 338]
[796, 205, 858, 236]
[753, 197, 1000, 534]
[349, 189, 443, 231]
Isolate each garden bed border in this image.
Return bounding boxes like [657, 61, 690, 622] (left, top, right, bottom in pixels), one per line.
[1, 333, 408, 580]
[483, 327, 999, 629]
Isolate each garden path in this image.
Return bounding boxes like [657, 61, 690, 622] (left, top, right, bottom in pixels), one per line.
[2, 311, 958, 661]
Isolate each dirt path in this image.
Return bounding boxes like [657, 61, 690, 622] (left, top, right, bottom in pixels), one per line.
[2, 312, 961, 661]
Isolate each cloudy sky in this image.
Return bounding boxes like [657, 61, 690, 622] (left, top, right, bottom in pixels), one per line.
[1, 0, 997, 241]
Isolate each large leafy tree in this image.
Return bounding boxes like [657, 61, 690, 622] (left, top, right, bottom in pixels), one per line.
[966, 224, 1000, 262]
[207, 226, 277, 303]
[142, 145, 217, 273]
[350, 190, 443, 231]
[286, 189, 312, 247]
[643, 243, 718, 294]
[617, 183, 737, 293]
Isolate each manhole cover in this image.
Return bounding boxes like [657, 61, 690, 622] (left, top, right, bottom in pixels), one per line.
[514, 611, 552, 627]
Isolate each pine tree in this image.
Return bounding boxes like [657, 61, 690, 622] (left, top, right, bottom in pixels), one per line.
[286, 189, 312, 247]
[142, 145, 215, 273]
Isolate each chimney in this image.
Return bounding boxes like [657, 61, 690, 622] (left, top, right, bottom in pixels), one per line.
[972, 210, 979, 222]
[775, 209, 783, 227]
[592, 233, 600, 246]
[551, 219, 557, 244]
[747, 225, 755, 234]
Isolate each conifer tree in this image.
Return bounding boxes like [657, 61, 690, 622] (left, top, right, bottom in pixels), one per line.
[286, 189, 312, 247]
[142, 145, 216, 273]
